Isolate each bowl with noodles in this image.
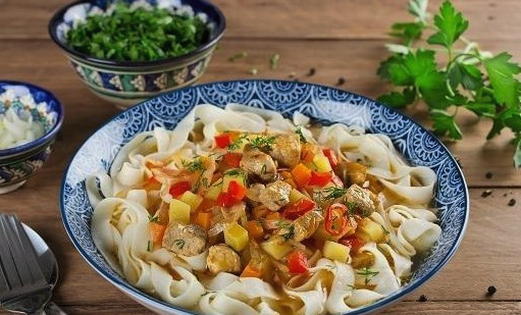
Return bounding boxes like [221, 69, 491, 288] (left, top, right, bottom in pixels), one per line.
[0, 81, 63, 194]
[60, 80, 468, 314]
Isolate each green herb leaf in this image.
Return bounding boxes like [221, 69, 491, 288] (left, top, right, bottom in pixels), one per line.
[427, 1, 469, 49]
[431, 109, 463, 140]
[390, 22, 424, 45]
[377, 87, 416, 108]
[484, 52, 521, 108]
[408, 0, 429, 23]
[448, 63, 483, 91]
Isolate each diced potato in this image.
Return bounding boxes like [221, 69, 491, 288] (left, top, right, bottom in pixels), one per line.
[323, 240, 350, 263]
[312, 154, 332, 172]
[224, 223, 249, 252]
[205, 183, 222, 200]
[223, 170, 247, 192]
[261, 236, 293, 260]
[289, 189, 307, 203]
[357, 218, 386, 243]
[179, 191, 203, 212]
[168, 199, 191, 225]
[351, 251, 375, 269]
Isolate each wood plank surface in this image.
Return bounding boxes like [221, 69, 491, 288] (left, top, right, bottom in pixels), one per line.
[2, 0, 521, 40]
[1, 38, 519, 187]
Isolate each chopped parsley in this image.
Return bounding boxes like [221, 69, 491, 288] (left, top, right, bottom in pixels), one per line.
[249, 135, 277, 151]
[356, 267, 379, 285]
[173, 239, 186, 249]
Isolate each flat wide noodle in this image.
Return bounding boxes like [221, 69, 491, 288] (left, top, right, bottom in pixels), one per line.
[88, 104, 442, 314]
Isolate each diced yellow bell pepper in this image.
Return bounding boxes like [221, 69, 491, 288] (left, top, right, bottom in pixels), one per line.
[205, 183, 222, 200]
[261, 236, 293, 260]
[323, 240, 350, 263]
[289, 189, 307, 203]
[224, 223, 249, 252]
[222, 170, 246, 192]
[179, 191, 203, 212]
[312, 154, 332, 172]
[357, 218, 386, 243]
[168, 199, 191, 225]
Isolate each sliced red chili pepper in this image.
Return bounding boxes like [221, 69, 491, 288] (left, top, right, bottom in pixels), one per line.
[322, 148, 339, 168]
[340, 235, 365, 253]
[325, 203, 348, 236]
[308, 171, 332, 187]
[283, 198, 316, 220]
[169, 181, 191, 197]
[222, 152, 242, 168]
[287, 250, 309, 274]
[215, 133, 233, 148]
[228, 180, 246, 200]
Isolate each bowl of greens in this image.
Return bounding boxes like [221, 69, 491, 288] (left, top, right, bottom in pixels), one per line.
[49, 0, 225, 108]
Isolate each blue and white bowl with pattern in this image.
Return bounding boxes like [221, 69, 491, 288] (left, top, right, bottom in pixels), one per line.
[60, 80, 469, 314]
[0, 81, 64, 194]
[49, 0, 226, 108]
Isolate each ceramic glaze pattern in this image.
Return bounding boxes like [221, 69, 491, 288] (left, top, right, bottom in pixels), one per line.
[0, 146, 52, 187]
[61, 80, 469, 315]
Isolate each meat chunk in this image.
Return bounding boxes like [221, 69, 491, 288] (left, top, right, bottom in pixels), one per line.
[246, 183, 265, 203]
[258, 180, 292, 211]
[162, 223, 207, 256]
[240, 147, 277, 181]
[276, 210, 323, 242]
[344, 184, 376, 216]
[335, 161, 367, 186]
[206, 244, 241, 274]
[269, 134, 301, 167]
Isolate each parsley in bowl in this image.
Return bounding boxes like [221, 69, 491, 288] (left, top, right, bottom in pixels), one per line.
[49, 0, 225, 108]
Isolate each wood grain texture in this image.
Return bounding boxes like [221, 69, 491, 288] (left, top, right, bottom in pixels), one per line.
[1, 38, 520, 187]
[1, 0, 520, 40]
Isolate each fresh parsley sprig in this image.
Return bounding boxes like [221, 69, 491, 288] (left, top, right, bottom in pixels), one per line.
[378, 0, 521, 167]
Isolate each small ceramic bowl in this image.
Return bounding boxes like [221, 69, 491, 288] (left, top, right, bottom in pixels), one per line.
[48, 0, 226, 108]
[0, 81, 64, 194]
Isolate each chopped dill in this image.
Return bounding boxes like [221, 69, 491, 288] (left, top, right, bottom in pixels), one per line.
[281, 224, 296, 241]
[148, 214, 160, 223]
[228, 134, 248, 150]
[183, 158, 205, 172]
[356, 267, 379, 285]
[173, 239, 186, 249]
[249, 135, 277, 151]
[225, 169, 243, 177]
[346, 201, 359, 215]
[295, 127, 307, 143]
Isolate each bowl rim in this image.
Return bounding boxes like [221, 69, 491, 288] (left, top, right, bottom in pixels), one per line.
[59, 79, 469, 315]
[0, 80, 64, 158]
[48, 0, 226, 68]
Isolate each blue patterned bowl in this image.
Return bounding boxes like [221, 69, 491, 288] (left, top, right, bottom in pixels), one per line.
[48, 0, 225, 108]
[60, 80, 468, 314]
[0, 81, 64, 194]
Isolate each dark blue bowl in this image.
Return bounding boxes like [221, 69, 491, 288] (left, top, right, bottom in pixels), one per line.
[60, 80, 468, 314]
[0, 81, 64, 193]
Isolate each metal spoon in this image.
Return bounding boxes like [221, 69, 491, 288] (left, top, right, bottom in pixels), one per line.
[2, 224, 65, 314]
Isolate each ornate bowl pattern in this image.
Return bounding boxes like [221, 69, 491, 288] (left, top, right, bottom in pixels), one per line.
[60, 80, 469, 315]
[0, 81, 63, 193]
[48, 0, 225, 108]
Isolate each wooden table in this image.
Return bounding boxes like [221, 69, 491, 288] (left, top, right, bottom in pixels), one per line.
[1, 0, 520, 314]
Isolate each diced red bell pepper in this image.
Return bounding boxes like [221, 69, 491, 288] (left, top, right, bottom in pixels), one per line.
[215, 133, 233, 148]
[340, 235, 365, 253]
[216, 192, 235, 207]
[169, 181, 191, 197]
[287, 250, 309, 274]
[222, 152, 242, 168]
[322, 148, 339, 168]
[308, 171, 332, 187]
[283, 198, 316, 220]
[228, 180, 246, 200]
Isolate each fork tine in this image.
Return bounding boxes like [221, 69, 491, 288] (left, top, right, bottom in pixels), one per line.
[10, 216, 46, 284]
[0, 215, 22, 290]
[2, 215, 44, 287]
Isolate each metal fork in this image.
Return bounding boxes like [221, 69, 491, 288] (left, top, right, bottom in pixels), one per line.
[0, 214, 53, 314]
